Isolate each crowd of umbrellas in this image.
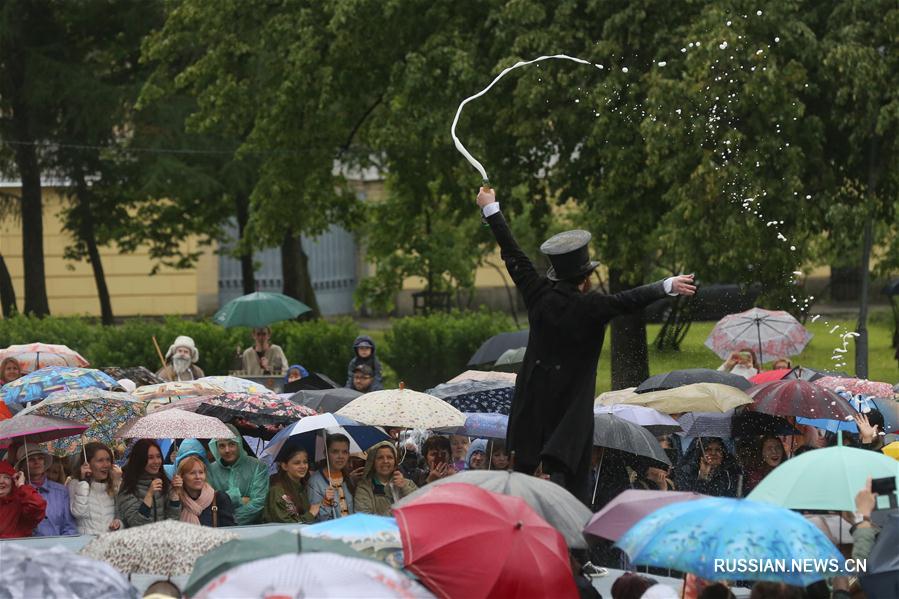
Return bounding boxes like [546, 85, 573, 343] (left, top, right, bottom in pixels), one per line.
[0, 305, 897, 598]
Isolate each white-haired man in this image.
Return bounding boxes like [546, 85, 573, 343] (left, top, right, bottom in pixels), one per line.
[156, 335, 205, 381]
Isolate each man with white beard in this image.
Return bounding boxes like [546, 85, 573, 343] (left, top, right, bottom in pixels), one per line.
[156, 335, 205, 382]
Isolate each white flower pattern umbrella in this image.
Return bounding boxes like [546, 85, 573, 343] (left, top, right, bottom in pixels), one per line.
[116, 408, 234, 439]
[705, 307, 812, 364]
[337, 385, 465, 429]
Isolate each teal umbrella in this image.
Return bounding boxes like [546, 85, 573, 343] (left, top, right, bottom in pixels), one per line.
[213, 292, 311, 328]
[184, 530, 366, 596]
[747, 438, 899, 511]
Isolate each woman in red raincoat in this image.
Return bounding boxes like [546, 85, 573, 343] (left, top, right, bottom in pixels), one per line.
[0, 460, 47, 538]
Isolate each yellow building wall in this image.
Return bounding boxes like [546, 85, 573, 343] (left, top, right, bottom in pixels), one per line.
[0, 185, 214, 317]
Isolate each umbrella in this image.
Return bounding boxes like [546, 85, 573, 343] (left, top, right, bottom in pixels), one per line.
[116, 408, 234, 439]
[861, 513, 899, 599]
[132, 380, 225, 404]
[784, 366, 850, 382]
[262, 413, 390, 464]
[437, 412, 508, 439]
[337, 386, 465, 429]
[446, 370, 516, 384]
[427, 379, 514, 415]
[595, 387, 639, 406]
[593, 404, 682, 435]
[677, 411, 734, 438]
[635, 368, 752, 393]
[195, 375, 277, 395]
[872, 397, 899, 433]
[212, 291, 311, 328]
[283, 371, 340, 393]
[677, 410, 798, 439]
[619, 383, 753, 414]
[185, 530, 368, 597]
[815, 376, 896, 399]
[193, 552, 434, 599]
[747, 379, 857, 420]
[593, 413, 670, 465]
[616, 496, 843, 586]
[80, 519, 237, 576]
[16, 388, 146, 457]
[301, 513, 404, 560]
[394, 469, 592, 549]
[290, 387, 362, 413]
[584, 489, 705, 541]
[883, 441, 899, 460]
[704, 307, 812, 364]
[395, 482, 578, 599]
[0, 543, 137, 599]
[732, 410, 800, 437]
[0, 342, 89, 373]
[100, 366, 163, 387]
[795, 416, 858, 434]
[157, 392, 317, 429]
[749, 369, 792, 384]
[747, 439, 899, 511]
[467, 329, 529, 366]
[0, 414, 87, 443]
[1, 366, 119, 411]
[493, 347, 525, 372]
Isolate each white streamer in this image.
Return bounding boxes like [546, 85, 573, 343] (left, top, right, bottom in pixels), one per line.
[450, 54, 598, 182]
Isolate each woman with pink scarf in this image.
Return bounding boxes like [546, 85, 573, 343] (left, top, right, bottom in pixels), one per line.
[176, 456, 235, 528]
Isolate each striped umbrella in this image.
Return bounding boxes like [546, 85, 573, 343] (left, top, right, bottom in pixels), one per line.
[705, 308, 812, 364]
[1, 366, 119, 412]
[0, 343, 89, 373]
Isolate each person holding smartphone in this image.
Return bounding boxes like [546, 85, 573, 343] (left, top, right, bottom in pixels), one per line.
[717, 348, 760, 379]
[355, 441, 417, 516]
[117, 439, 182, 528]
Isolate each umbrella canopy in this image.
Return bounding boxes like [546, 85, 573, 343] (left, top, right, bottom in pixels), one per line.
[437, 412, 508, 439]
[635, 368, 752, 393]
[262, 413, 390, 464]
[194, 552, 434, 599]
[1, 366, 119, 411]
[116, 408, 233, 439]
[861, 513, 899, 599]
[467, 329, 529, 366]
[677, 410, 798, 438]
[882, 441, 899, 460]
[493, 347, 525, 372]
[815, 376, 896, 399]
[747, 441, 899, 511]
[185, 530, 368, 597]
[749, 369, 792, 384]
[619, 383, 753, 414]
[584, 489, 705, 541]
[446, 370, 517, 384]
[0, 543, 137, 599]
[595, 387, 639, 406]
[158, 392, 317, 429]
[0, 342, 89, 373]
[427, 379, 514, 415]
[0, 413, 87, 443]
[290, 387, 362, 413]
[212, 291, 311, 328]
[616, 496, 843, 586]
[195, 375, 276, 395]
[395, 469, 592, 549]
[593, 404, 682, 435]
[395, 482, 578, 599]
[132, 380, 225, 404]
[593, 413, 670, 465]
[732, 410, 800, 437]
[100, 366, 163, 387]
[873, 397, 899, 433]
[337, 386, 465, 429]
[677, 411, 734, 438]
[747, 379, 857, 420]
[705, 307, 812, 363]
[301, 513, 403, 560]
[80, 520, 237, 576]
[784, 366, 850, 382]
[17, 388, 146, 456]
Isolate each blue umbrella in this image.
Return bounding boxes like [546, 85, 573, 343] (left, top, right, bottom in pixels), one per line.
[260, 413, 389, 465]
[796, 417, 858, 434]
[616, 497, 844, 587]
[427, 380, 514, 415]
[439, 412, 508, 439]
[1, 366, 119, 412]
[300, 513, 403, 566]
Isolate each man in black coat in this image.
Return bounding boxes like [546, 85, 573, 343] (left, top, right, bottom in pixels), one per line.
[477, 187, 696, 503]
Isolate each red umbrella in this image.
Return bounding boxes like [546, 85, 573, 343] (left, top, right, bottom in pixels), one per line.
[814, 376, 895, 399]
[584, 489, 705, 541]
[747, 380, 857, 420]
[394, 482, 578, 599]
[749, 369, 791, 385]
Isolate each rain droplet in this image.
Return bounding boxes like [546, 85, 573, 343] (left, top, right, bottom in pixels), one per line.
[622, 67, 629, 73]
[756, 10, 763, 15]
[658, 61, 667, 67]
[719, 41, 728, 50]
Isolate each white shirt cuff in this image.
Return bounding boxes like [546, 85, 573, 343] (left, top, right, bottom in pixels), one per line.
[663, 277, 677, 296]
[482, 202, 500, 217]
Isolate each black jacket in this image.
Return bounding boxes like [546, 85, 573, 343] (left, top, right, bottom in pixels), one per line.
[487, 211, 667, 500]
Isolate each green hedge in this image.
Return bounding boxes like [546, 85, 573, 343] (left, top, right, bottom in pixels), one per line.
[380, 310, 517, 391]
[0, 316, 359, 383]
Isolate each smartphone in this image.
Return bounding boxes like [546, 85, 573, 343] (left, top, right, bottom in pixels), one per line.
[871, 477, 896, 496]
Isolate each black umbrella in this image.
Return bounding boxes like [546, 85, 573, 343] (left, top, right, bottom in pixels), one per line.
[732, 410, 799, 437]
[467, 329, 529, 367]
[101, 366, 164, 387]
[635, 368, 752, 393]
[427, 380, 514, 415]
[289, 387, 362, 413]
[282, 372, 339, 393]
[592, 413, 670, 466]
[861, 512, 899, 599]
[783, 366, 850, 382]
[677, 411, 734, 438]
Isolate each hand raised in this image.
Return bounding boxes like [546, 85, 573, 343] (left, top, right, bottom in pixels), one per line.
[476, 186, 495, 209]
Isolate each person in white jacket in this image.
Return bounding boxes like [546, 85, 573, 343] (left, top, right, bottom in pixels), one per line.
[67, 442, 122, 534]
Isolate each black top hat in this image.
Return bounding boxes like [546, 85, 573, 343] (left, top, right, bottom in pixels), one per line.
[539, 229, 600, 282]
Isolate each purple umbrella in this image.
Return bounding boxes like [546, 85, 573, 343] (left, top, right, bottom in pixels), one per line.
[0, 414, 88, 444]
[584, 489, 705, 541]
[438, 412, 508, 439]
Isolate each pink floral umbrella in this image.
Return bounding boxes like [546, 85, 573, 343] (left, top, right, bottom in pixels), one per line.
[815, 376, 895, 399]
[705, 308, 812, 364]
[0, 343, 89, 373]
[116, 408, 233, 439]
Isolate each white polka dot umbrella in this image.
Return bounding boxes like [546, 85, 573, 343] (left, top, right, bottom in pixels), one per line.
[337, 384, 465, 429]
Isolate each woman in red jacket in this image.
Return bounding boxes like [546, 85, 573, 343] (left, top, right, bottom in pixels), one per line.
[0, 460, 46, 538]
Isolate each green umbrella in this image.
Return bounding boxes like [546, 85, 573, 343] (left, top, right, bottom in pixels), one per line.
[747, 438, 899, 511]
[184, 530, 365, 596]
[213, 292, 311, 328]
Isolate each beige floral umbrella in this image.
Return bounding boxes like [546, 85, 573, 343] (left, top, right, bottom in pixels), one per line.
[133, 380, 225, 413]
[617, 383, 753, 414]
[336, 385, 465, 429]
[116, 408, 234, 439]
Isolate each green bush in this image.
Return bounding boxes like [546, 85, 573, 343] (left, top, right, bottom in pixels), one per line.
[380, 309, 517, 391]
[0, 315, 359, 382]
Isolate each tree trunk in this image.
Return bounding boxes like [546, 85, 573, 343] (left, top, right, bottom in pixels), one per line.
[280, 231, 321, 318]
[0, 253, 17, 317]
[234, 193, 255, 294]
[74, 175, 114, 325]
[855, 135, 880, 379]
[609, 268, 650, 389]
